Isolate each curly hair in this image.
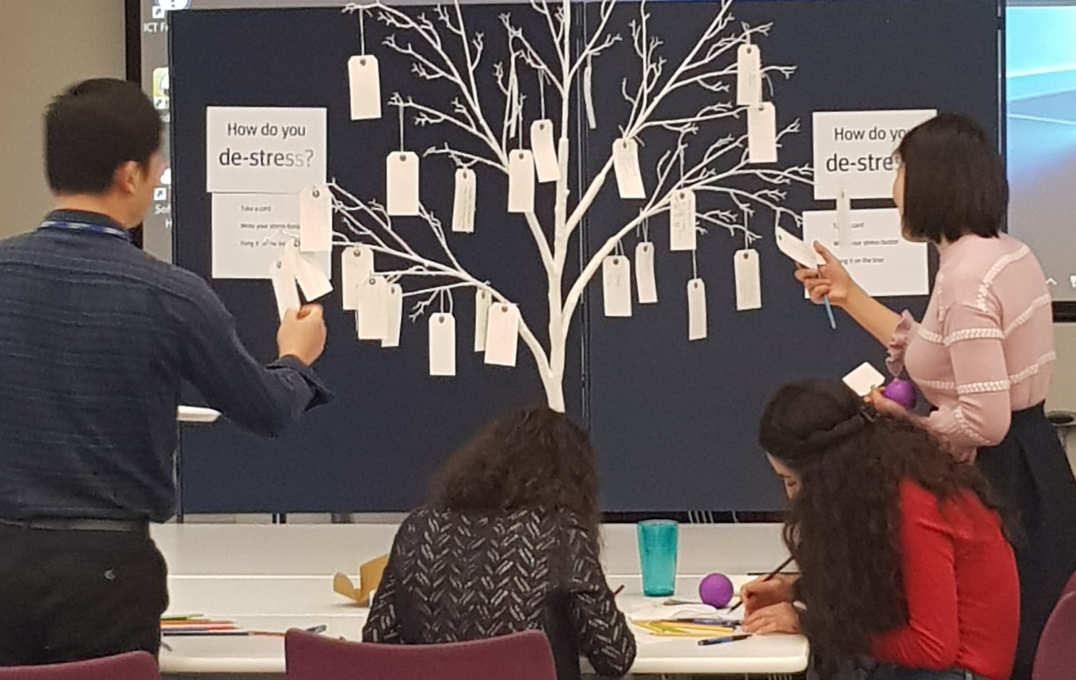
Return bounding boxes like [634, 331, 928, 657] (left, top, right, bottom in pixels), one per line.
[429, 406, 601, 547]
[758, 379, 1008, 671]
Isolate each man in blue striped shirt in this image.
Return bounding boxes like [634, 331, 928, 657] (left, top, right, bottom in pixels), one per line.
[0, 79, 332, 666]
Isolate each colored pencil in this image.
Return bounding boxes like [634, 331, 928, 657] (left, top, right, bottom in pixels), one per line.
[727, 555, 795, 613]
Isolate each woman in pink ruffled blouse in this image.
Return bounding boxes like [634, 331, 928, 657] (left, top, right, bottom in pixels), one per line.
[797, 114, 1076, 680]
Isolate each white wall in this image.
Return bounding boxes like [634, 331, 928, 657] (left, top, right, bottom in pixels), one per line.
[0, 0, 125, 238]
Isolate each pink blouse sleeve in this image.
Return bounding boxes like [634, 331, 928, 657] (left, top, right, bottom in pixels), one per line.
[916, 301, 1012, 455]
[886, 311, 919, 376]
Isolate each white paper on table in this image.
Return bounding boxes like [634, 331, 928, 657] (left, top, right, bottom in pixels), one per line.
[531, 120, 560, 183]
[356, 276, 389, 340]
[734, 249, 762, 311]
[381, 283, 403, 348]
[635, 242, 658, 304]
[269, 257, 300, 321]
[507, 150, 535, 214]
[669, 189, 697, 251]
[386, 151, 420, 216]
[484, 303, 519, 367]
[736, 44, 762, 106]
[348, 55, 381, 121]
[474, 289, 491, 352]
[428, 312, 456, 376]
[602, 255, 632, 317]
[298, 184, 332, 253]
[843, 362, 886, 397]
[802, 208, 928, 297]
[775, 226, 825, 269]
[612, 138, 646, 199]
[748, 103, 778, 164]
[341, 245, 374, 310]
[451, 168, 476, 233]
[687, 278, 707, 341]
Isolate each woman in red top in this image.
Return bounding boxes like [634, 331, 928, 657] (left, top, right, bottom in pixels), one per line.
[743, 379, 1018, 680]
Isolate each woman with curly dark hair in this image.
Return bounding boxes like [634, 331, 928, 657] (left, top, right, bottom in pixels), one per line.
[362, 406, 635, 680]
[742, 379, 1018, 680]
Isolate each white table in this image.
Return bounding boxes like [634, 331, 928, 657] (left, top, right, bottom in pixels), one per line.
[155, 525, 808, 677]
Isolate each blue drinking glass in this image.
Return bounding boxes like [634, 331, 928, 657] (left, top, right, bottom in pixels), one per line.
[637, 519, 678, 596]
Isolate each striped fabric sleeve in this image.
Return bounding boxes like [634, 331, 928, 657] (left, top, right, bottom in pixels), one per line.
[918, 302, 1011, 454]
[886, 311, 919, 377]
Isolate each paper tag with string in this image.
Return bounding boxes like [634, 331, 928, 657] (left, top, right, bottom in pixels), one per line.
[484, 303, 519, 367]
[428, 312, 456, 376]
[356, 276, 389, 340]
[635, 241, 658, 304]
[602, 252, 632, 318]
[835, 188, 852, 249]
[531, 120, 559, 183]
[269, 257, 300, 322]
[382, 283, 403, 348]
[286, 241, 332, 301]
[584, 55, 597, 129]
[669, 189, 697, 251]
[348, 9, 381, 120]
[508, 149, 535, 214]
[613, 138, 645, 199]
[474, 288, 491, 352]
[341, 245, 373, 310]
[734, 249, 762, 311]
[748, 103, 778, 164]
[687, 278, 707, 341]
[299, 184, 332, 253]
[452, 168, 476, 233]
[386, 151, 420, 216]
[736, 43, 762, 106]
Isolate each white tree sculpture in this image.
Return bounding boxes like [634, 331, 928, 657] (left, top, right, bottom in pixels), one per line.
[332, 0, 811, 412]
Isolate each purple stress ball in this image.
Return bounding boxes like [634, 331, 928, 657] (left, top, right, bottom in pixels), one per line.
[883, 379, 916, 410]
[699, 573, 735, 609]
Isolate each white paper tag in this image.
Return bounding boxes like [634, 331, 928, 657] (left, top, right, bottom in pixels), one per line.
[530, 120, 560, 183]
[635, 242, 658, 304]
[452, 168, 476, 233]
[287, 244, 333, 301]
[583, 63, 597, 130]
[341, 245, 373, 310]
[356, 276, 389, 340]
[775, 226, 824, 268]
[381, 283, 403, 348]
[748, 103, 778, 164]
[270, 257, 300, 322]
[602, 255, 632, 318]
[348, 55, 381, 121]
[386, 151, 420, 216]
[298, 184, 332, 253]
[734, 249, 762, 311]
[669, 189, 697, 251]
[687, 278, 707, 341]
[835, 189, 851, 249]
[507, 149, 535, 214]
[612, 138, 646, 199]
[736, 44, 762, 106]
[474, 289, 491, 352]
[484, 303, 519, 367]
[843, 362, 886, 397]
[428, 313, 456, 376]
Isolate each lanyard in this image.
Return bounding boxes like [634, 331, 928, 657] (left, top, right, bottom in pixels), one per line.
[39, 220, 131, 242]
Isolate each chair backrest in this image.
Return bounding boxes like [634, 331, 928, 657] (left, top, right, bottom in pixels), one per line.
[0, 651, 159, 680]
[285, 629, 556, 680]
[1033, 591, 1076, 680]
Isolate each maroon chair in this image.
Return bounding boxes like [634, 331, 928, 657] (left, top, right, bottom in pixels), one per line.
[285, 629, 556, 680]
[1033, 591, 1076, 680]
[0, 652, 159, 680]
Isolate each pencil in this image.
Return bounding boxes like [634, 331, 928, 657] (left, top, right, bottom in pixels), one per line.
[612, 584, 625, 597]
[727, 555, 795, 613]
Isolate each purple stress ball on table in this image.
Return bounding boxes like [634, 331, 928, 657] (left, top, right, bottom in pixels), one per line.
[699, 573, 734, 609]
[883, 379, 916, 409]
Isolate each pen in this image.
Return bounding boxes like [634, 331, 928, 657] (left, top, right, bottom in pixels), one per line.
[822, 295, 837, 329]
[698, 633, 752, 646]
[612, 584, 625, 597]
[728, 555, 795, 613]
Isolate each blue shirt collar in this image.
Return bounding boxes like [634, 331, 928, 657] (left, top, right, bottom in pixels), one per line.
[41, 210, 133, 243]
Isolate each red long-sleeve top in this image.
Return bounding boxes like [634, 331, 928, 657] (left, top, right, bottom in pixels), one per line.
[870, 481, 1019, 680]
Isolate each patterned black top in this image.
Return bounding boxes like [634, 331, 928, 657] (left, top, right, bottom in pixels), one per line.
[363, 508, 636, 679]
